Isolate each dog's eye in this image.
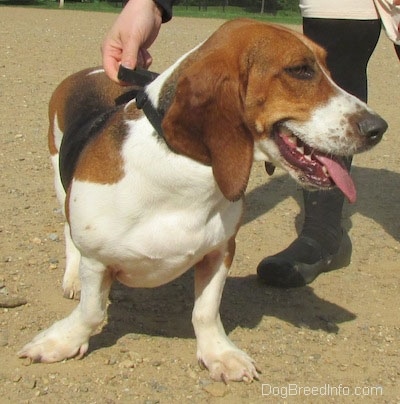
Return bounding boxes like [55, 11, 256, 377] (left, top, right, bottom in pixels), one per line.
[285, 64, 315, 80]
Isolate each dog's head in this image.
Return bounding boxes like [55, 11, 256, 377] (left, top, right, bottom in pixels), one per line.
[161, 19, 387, 202]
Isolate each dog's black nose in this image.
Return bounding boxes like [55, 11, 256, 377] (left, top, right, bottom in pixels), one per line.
[358, 114, 388, 145]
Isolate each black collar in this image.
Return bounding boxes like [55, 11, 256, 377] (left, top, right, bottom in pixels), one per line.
[117, 66, 165, 138]
[135, 90, 165, 139]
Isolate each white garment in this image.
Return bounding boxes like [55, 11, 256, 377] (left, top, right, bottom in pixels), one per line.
[299, 0, 379, 19]
[300, 0, 400, 44]
[374, 0, 400, 44]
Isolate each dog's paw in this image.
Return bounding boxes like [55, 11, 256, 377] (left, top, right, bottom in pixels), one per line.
[198, 349, 260, 383]
[18, 321, 89, 363]
[62, 276, 81, 300]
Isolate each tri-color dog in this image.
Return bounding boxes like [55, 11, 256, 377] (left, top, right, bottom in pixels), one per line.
[19, 19, 387, 382]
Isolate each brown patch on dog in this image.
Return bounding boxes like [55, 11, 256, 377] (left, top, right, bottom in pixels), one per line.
[124, 101, 144, 121]
[73, 109, 127, 185]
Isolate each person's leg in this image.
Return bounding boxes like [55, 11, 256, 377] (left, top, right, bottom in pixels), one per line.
[257, 18, 382, 287]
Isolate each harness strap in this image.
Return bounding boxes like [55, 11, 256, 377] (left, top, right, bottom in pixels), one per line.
[117, 65, 165, 139]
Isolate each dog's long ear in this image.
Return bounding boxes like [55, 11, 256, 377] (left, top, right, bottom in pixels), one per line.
[162, 57, 253, 202]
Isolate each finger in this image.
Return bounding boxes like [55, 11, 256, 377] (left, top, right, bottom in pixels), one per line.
[121, 34, 140, 70]
[102, 44, 122, 83]
[139, 48, 153, 69]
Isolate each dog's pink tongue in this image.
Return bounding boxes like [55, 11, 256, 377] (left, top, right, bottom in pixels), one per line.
[316, 155, 357, 203]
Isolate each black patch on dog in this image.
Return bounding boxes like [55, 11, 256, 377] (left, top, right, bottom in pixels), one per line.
[59, 108, 118, 191]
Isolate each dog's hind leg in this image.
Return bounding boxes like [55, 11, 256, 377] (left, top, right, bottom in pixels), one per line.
[192, 238, 259, 383]
[62, 222, 81, 299]
[50, 150, 82, 300]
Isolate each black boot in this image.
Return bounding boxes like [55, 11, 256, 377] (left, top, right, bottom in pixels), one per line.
[257, 159, 352, 288]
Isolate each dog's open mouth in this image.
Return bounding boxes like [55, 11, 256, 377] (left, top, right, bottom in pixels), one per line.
[273, 125, 356, 203]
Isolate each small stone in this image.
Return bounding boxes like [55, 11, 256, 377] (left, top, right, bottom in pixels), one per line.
[203, 382, 229, 397]
[187, 369, 198, 379]
[0, 331, 8, 347]
[149, 380, 167, 393]
[23, 378, 37, 389]
[12, 374, 22, 383]
[119, 360, 135, 369]
[126, 333, 141, 341]
[32, 237, 42, 245]
[326, 322, 337, 333]
[0, 296, 27, 308]
[105, 357, 117, 366]
[48, 233, 59, 242]
[128, 351, 143, 363]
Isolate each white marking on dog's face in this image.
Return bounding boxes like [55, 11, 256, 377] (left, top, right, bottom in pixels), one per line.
[284, 91, 373, 156]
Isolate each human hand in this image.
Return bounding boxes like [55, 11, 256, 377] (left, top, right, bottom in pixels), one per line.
[102, 0, 163, 83]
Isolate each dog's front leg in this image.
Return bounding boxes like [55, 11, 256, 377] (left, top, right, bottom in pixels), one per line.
[192, 239, 259, 383]
[18, 257, 112, 363]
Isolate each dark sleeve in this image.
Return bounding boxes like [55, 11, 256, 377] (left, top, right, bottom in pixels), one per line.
[153, 0, 175, 23]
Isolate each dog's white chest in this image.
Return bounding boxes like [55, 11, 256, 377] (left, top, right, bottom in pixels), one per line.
[68, 173, 242, 287]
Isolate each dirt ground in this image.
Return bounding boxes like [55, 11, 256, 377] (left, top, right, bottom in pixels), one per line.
[0, 7, 399, 404]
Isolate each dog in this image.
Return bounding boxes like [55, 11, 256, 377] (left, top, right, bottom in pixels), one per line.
[18, 19, 387, 382]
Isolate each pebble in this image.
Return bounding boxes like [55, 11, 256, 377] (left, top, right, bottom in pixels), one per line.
[187, 369, 198, 380]
[0, 331, 8, 346]
[105, 357, 117, 366]
[12, 374, 22, 383]
[126, 333, 141, 341]
[23, 378, 37, 390]
[48, 233, 59, 242]
[128, 351, 143, 364]
[149, 380, 167, 393]
[0, 295, 27, 308]
[118, 360, 135, 369]
[202, 382, 229, 397]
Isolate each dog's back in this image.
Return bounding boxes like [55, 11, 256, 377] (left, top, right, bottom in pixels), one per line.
[48, 68, 139, 189]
